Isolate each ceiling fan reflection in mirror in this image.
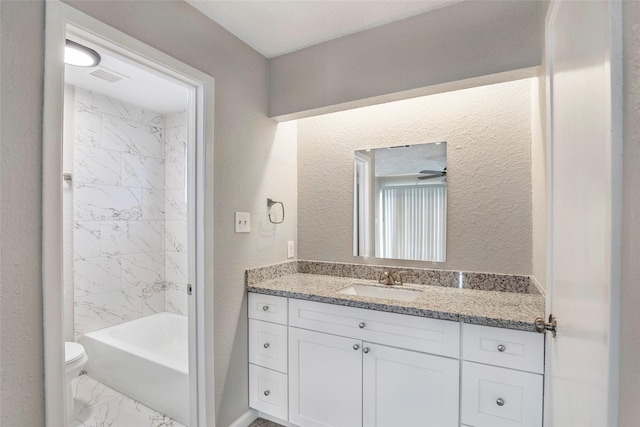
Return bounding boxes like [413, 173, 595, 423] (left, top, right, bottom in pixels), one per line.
[418, 167, 446, 180]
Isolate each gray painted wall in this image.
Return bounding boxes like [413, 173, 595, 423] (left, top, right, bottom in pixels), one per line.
[297, 78, 535, 275]
[619, 1, 640, 423]
[0, 1, 46, 425]
[270, 0, 547, 119]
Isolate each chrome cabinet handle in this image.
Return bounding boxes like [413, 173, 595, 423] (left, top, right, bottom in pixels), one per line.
[496, 398, 505, 406]
[353, 344, 360, 350]
[359, 322, 366, 329]
[264, 390, 270, 396]
[262, 305, 269, 311]
[497, 344, 506, 352]
[363, 347, 370, 354]
[263, 343, 270, 349]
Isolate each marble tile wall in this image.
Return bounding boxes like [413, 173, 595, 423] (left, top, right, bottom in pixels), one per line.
[163, 111, 188, 316]
[63, 84, 76, 342]
[72, 88, 188, 339]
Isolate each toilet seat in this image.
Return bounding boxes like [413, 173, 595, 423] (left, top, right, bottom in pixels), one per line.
[65, 342, 85, 364]
[64, 341, 88, 421]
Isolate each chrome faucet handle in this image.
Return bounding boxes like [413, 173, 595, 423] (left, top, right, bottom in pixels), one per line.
[379, 270, 398, 285]
[378, 271, 389, 284]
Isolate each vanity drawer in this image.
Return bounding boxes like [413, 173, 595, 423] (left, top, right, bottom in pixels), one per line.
[289, 298, 460, 357]
[461, 361, 543, 427]
[249, 364, 288, 421]
[462, 323, 544, 374]
[249, 319, 288, 373]
[248, 293, 287, 325]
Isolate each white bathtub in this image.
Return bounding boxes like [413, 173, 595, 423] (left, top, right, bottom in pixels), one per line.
[83, 312, 189, 425]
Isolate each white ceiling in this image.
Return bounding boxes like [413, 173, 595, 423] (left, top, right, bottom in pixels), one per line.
[186, 0, 461, 58]
[65, 39, 189, 114]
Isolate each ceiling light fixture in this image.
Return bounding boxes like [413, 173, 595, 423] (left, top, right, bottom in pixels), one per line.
[65, 40, 101, 67]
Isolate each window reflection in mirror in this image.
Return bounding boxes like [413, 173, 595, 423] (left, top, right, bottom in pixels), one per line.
[353, 142, 446, 262]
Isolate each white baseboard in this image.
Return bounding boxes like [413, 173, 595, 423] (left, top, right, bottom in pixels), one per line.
[228, 409, 258, 427]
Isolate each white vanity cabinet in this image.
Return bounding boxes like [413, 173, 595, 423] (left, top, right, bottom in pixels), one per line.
[288, 299, 460, 427]
[248, 293, 289, 420]
[247, 293, 545, 427]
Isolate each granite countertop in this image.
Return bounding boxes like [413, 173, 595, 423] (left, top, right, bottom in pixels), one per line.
[247, 273, 545, 332]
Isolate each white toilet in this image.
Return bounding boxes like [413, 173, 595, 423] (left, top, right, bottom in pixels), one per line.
[65, 342, 88, 420]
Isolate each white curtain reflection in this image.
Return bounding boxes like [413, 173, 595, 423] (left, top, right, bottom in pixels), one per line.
[379, 184, 446, 261]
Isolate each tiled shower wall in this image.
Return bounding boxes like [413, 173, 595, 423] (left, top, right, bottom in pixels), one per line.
[163, 112, 189, 315]
[69, 87, 187, 341]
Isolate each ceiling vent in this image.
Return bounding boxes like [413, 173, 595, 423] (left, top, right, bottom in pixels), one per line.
[89, 67, 128, 83]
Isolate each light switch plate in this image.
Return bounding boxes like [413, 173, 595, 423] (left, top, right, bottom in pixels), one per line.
[287, 241, 295, 258]
[235, 212, 251, 233]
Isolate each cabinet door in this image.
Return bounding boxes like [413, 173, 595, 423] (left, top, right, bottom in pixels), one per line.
[248, 293, 287, 324]
[289, 327, 362, 427]
[362, 343, 459, 427]
[249, 364, 288, 421]
[462, 323, 544, 374]
[249, 319, 288, 373]
[461, 361, 542, 427]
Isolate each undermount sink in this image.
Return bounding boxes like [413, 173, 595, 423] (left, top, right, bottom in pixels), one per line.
[338, 284, 421, 302]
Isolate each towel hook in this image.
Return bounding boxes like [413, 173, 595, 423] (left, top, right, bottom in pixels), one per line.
[266, 198, 285, 224]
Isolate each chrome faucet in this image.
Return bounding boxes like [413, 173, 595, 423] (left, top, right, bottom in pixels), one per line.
[378, 270, 403, 286]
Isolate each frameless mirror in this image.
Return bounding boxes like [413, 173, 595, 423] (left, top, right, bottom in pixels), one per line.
[353, 142, 447, 262]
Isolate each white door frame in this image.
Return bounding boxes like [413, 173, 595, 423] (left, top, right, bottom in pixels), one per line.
[42, 2, 215, 425]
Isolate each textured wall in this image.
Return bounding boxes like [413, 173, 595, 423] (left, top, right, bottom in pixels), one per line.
[270, 0, 546, 118]
[0, 1, 46, 425]
[298, 79, 534, 275]
[619, 2, 640, 423]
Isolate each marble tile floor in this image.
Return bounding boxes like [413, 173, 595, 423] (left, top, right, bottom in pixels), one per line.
[68, 374, 185, 427]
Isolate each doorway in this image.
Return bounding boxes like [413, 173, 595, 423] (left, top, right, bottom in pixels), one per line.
[43, 2, 214, 426]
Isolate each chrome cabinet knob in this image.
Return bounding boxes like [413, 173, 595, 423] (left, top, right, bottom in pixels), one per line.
[262, 305, 269, 311]
[496, 398, 505, 406]
[363, 347, 370, 354]
[353, 344, 360, 350]
[264, 390, 270, 396]
[497, 344, 506, 352]
[359, 322, 366, 329]
[263, 343, 270, 349]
